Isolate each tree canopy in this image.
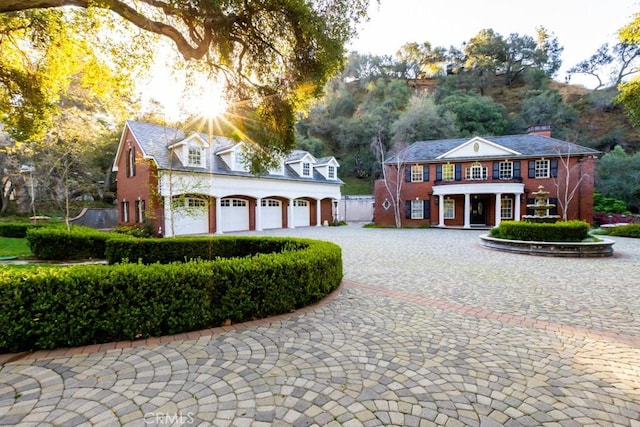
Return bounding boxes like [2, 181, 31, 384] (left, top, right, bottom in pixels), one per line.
[1, 0, 374, 153]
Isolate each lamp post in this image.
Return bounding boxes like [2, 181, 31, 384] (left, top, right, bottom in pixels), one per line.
[332, 199, 338, 225]
[19, 164, 36, 219]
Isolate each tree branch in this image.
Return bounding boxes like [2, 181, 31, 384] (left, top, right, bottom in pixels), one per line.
[0, 0, 213, 60]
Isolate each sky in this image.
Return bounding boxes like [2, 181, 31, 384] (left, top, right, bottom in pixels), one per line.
[140, 0, 640, 120]
[346, 0, 639, 88]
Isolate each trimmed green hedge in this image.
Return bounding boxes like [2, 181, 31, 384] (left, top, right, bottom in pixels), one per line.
[26, 226, 109, 260]
[490, 220, 590, 242]
[0, 237, 342, 353]
[0, 222, 55, 238]
[105, 235, 307, 264]
[607, 223, 640, 238]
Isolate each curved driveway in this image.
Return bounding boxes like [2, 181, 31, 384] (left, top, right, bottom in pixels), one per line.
[1, 226, 639, 426]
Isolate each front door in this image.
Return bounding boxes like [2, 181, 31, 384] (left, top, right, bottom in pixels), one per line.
[471, 196, 487, 225]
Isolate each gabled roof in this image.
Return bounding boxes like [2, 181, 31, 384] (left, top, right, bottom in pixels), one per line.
[390, 133, 600, 164]
[114, 120, 342, 184]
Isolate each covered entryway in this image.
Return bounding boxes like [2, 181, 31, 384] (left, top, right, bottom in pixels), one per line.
[261, 198, 282, 229]
[471, 195, 489, 225]
[220, 198, 249, 232]
[172, 196, 209, 236]
[293, 199, 310, 227]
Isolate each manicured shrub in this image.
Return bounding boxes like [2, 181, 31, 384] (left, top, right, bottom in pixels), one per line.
[490, 220, 590, 242]
[607, 223, 640, 238]
[0, 237, 342, 353]
[26, 226, 110, 260]
[0, 222, 55, 238]
[105, 235, 307, 264]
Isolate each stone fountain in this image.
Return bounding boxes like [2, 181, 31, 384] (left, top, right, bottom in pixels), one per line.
[522, 185, 560, 223]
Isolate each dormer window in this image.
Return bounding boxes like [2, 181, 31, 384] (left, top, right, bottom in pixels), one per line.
[235, 151, 246, 170]
[303, 162, 311, 176]
[328, 166, 335, 179]
[188, 146, 202, 166]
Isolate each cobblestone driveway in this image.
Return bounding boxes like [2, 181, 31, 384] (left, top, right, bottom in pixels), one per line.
[1, 225, 639, 426]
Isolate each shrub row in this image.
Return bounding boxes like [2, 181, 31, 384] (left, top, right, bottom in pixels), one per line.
[490, 220, 590, 242]
[26, 226, 109, 260]
[105, 235, 307, 264]
[0, 222, 57, 238]
[0, 237, 342, 353]
[606, 223, 640, 238]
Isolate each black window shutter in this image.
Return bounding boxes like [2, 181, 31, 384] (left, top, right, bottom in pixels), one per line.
[405, 200, 411, 219]
[423, 166, 430, 182]
[526, 198, 535, 216]
[549, 198, 558, 216]
[455, 164, 462, 181]
[436, 165, 442, 181]
[424, 200, 430, 219]
[528, 160, 535, 178]
[405, 166, 412, 182]
[492, 162, 500, 179]
[514, 161, 521, 178]
[550, 159, 558, 178]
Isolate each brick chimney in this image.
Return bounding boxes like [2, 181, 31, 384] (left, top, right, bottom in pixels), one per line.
[527, 124, 551, 137]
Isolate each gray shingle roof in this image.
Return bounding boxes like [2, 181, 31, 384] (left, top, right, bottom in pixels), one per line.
[126, 120, 341, 184]
[392, 134, 601, 163]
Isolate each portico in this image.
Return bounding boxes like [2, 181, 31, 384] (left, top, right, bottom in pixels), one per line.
[433, 182, 525, 228]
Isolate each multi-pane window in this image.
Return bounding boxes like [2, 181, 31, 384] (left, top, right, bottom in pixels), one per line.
[466, 162, 487, 180]
[261, 199, 280, 207]
[234, 151, 246, 170]
[134, 200, 145, 223]
[328, 166, 335, 179]
[411, 165, 423, 182]
[442, 164, 454, 181]
[294, 199, 308, 207]
[499, 162, 513, 179]
[121, 201, 130, 222]
[501, 197, 513, 219]
[221, 199, 247, 207]
[188, 198, 206, 208]
[411, 200, 424, 219]
[126, 147, 136, 177]
[535, 159, 550, 178]
[188, 147, 202, 166]
[443, 198, 455, 219]
[302, 162, 311, 176]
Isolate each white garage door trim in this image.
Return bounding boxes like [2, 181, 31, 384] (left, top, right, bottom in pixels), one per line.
[261, 198, 282, 229]
[220, 198, 249, 232]
[293, 199, 310, 227]
[172, 197, 209, 236]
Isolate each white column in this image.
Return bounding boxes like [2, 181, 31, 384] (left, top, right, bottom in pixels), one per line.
[163, 196, 172, 237]
[514, 193, 521, 221]
[215, 197, 223, 234]
[288, 198, 296, 229]
[255, 198, 263, 231]
[438, 195, 445, 227]
[464, 193, 471, 229]
[316, 199, 323, 227]
[495, 193, 502, 227]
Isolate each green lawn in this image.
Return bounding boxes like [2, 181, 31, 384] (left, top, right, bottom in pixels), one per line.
[0, 237, 32, 258]
[341, 176, 373, 195]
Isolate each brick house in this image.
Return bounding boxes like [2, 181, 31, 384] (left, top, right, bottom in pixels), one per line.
[112, 120, 342, 236]
[374, 126, 600, 228]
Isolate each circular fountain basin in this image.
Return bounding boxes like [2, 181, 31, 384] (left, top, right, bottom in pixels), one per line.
[479, 234, 615, 257]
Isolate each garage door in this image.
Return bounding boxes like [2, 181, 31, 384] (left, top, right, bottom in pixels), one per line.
[172, 197, 209, 236]
[261, 199, 282, 229]
[220, 198, 249, 232]
[293, 199, 310, 227]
